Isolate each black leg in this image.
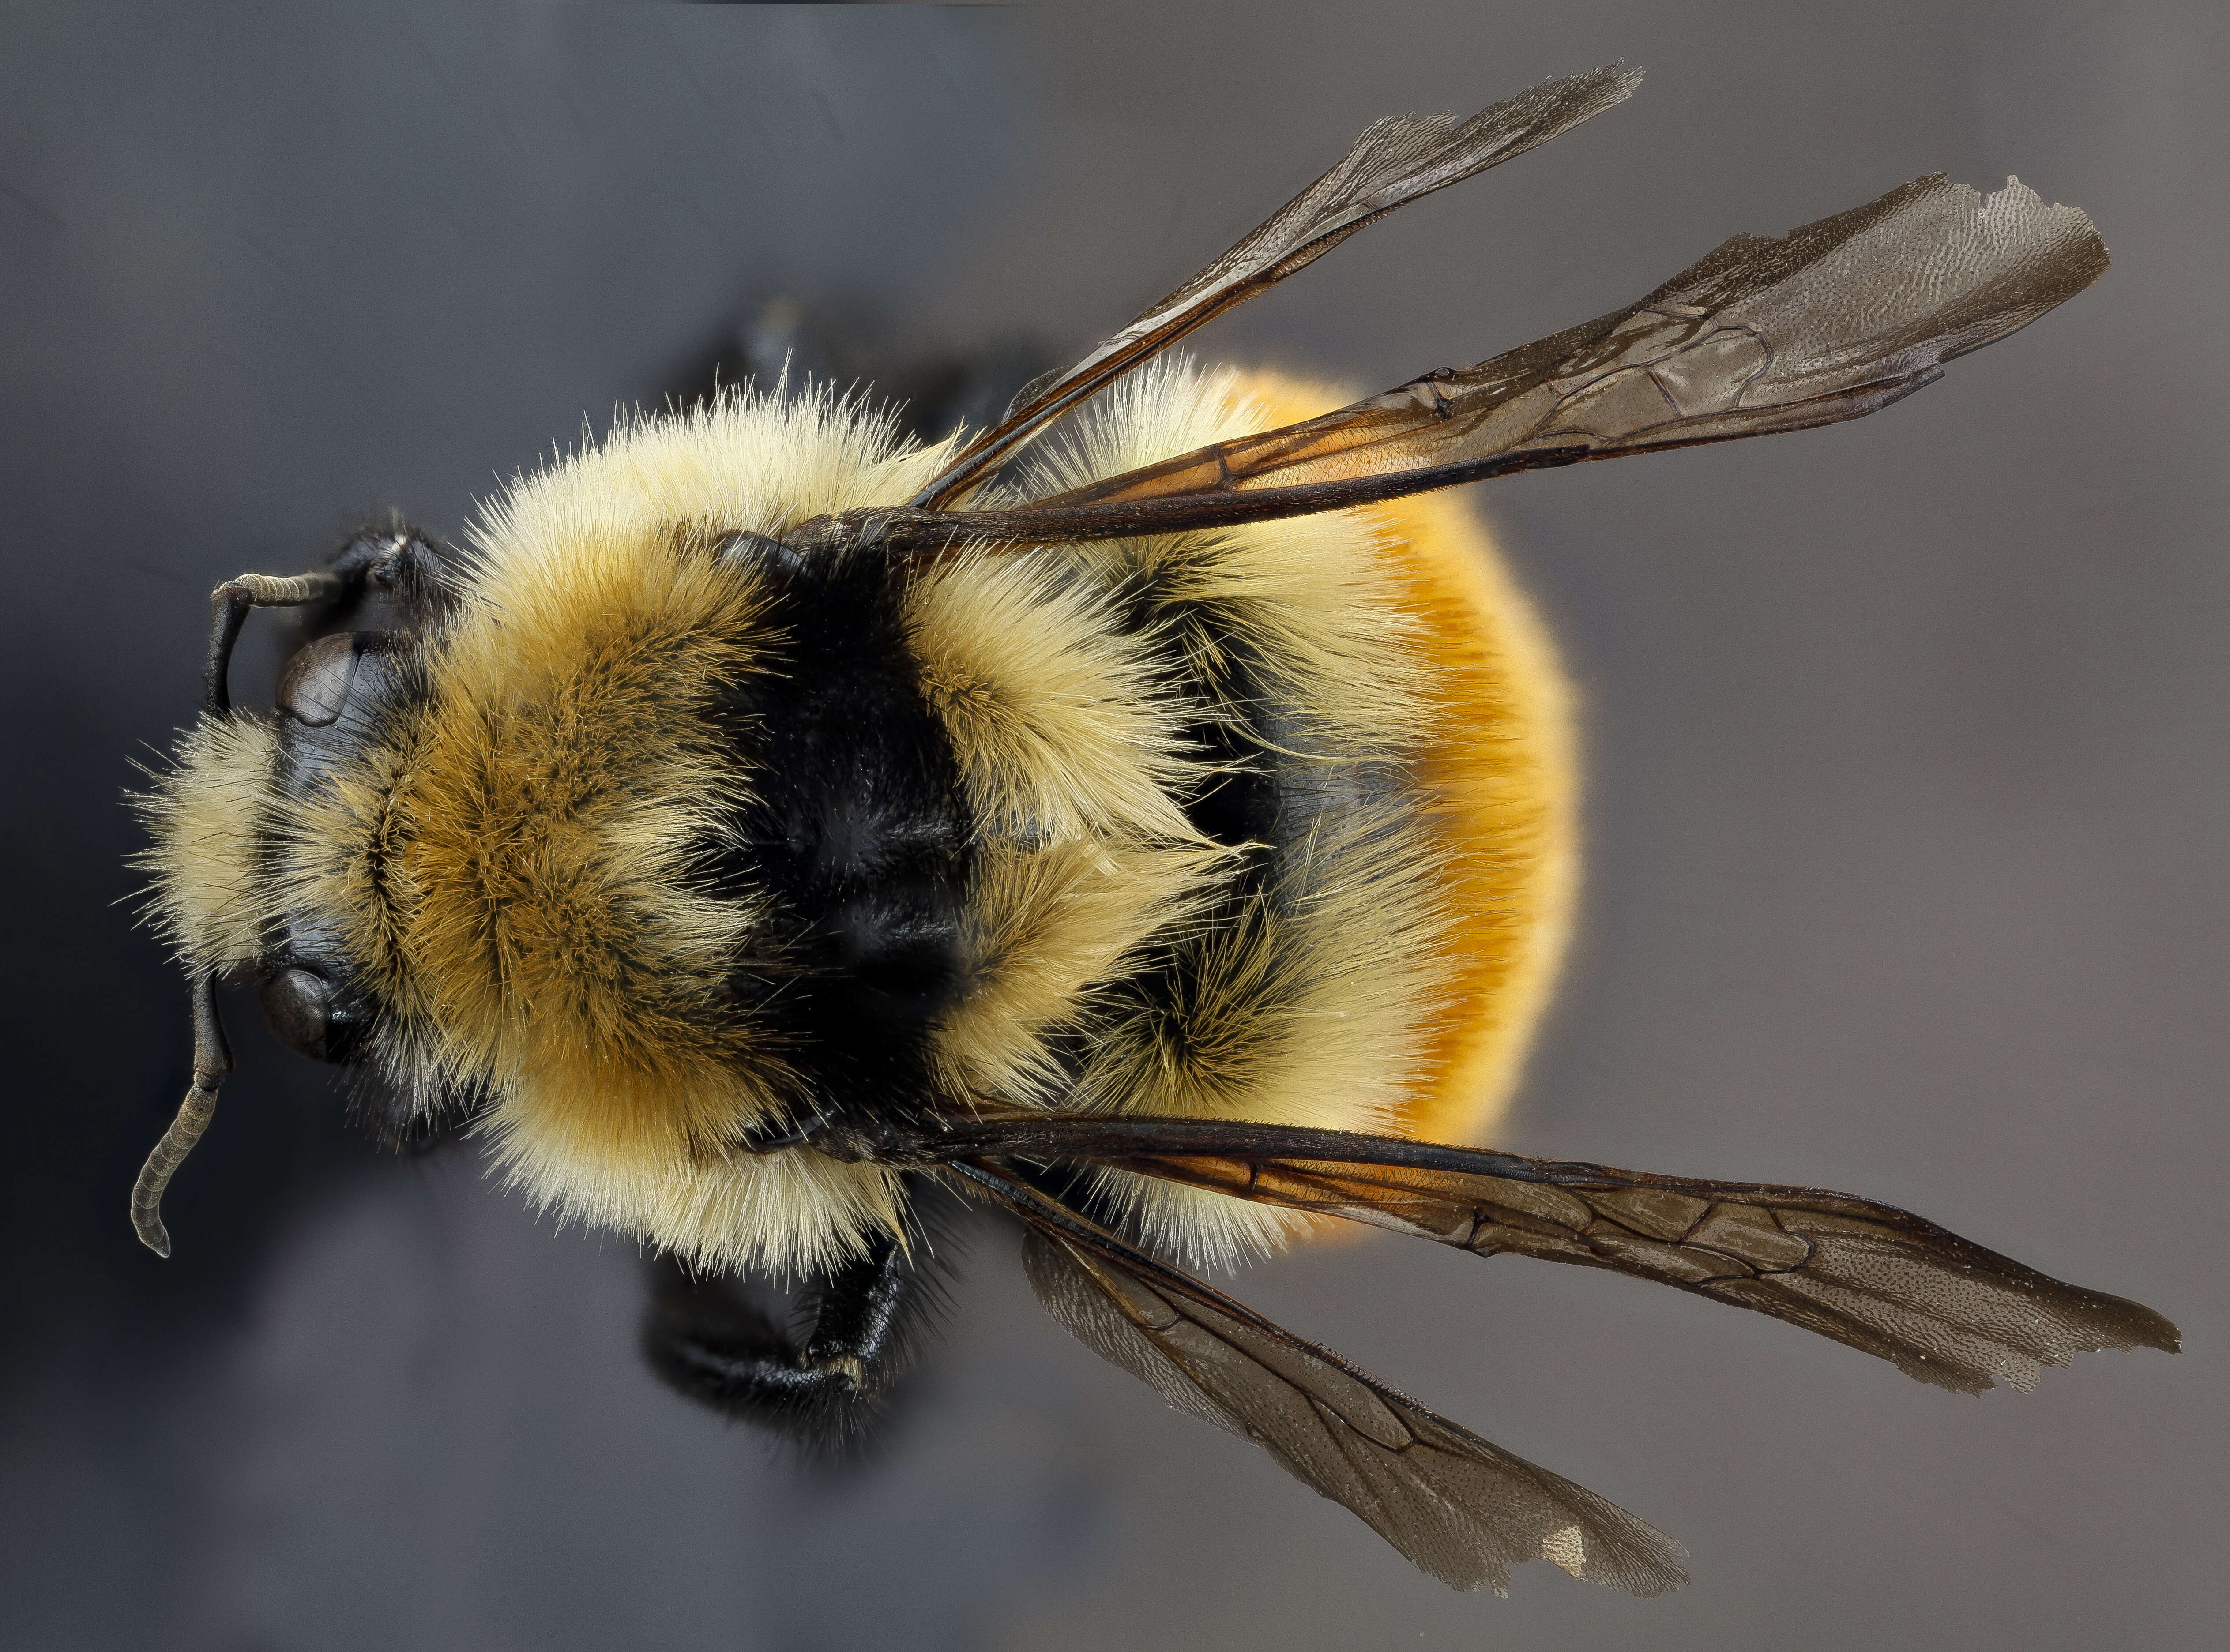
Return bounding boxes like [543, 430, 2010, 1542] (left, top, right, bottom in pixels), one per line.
[203, 522, 456, 715]
[666, 293, 1053, 448]
[642, 1222, 948, 1449]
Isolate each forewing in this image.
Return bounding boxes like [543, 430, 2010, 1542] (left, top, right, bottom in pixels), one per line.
[962, 1164, 1687, 1596]
[871, 173, 2106, 548]
[910, 64, 1641, 509]
[937, 1116, 2177, 1397]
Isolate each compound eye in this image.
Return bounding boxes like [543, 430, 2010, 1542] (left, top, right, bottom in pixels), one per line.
[259, 967, 337, 1062]
[277, 632, 360, 726]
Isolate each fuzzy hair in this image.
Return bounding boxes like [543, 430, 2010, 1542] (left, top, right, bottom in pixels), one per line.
[905, 552, 1205, 846]
[1012, 361, 1438, 757]
[486, 379, 961, 551]
[134, 365, 1576, 1280]
[397, 385, 948, 1275]
[132, 713, 284, 972]
[931, 835, 1233, 1104]
[933, 357, 1577, 1271]
[1368, 477, 1579, 1138]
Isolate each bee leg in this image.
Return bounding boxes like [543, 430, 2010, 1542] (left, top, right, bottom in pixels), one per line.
[640, 1229, 940, 1448]
[665, 294, 1054, 450]
[205, 524, 457, 714]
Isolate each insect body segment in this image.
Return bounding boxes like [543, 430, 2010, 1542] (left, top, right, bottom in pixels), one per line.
[129, 63, 2174, 1597]
[131, 531, 451, 1252]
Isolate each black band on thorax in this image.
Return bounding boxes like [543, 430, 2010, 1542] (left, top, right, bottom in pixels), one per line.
[707, 536, 976, 1118]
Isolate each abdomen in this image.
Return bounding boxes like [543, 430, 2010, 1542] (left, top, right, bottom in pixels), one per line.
[1236, 369, 1578, 1156]
[918, 362, 1579, 1263]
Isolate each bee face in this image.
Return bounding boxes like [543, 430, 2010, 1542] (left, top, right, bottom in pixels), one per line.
[254, 630, 417, 1065]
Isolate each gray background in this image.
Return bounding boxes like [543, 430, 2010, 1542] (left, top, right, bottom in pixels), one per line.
[2, 3, 2221, 1648]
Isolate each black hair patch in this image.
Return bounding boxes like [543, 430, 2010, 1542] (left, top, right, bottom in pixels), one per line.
[709, 538, 978, 1122]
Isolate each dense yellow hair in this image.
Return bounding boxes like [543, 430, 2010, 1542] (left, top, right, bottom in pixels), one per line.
[135, 364, 1576, 1278]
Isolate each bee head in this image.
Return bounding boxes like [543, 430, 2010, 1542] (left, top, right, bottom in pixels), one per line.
[135, 617, 420, 1046]
[127, 545, 447, 1254]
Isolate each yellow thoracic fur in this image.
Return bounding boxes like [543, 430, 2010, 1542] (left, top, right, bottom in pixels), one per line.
[135, 359, 1576, 1278]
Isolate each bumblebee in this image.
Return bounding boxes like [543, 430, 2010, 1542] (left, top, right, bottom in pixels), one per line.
[130, 64, 2175, 1597]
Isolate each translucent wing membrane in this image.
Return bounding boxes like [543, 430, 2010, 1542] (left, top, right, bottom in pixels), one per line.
[959, 1163, 1688, 1596]
[923, 1116, 2178, 1398]
[851, 173, 2107, 552]
[909, 63, 1642, 508]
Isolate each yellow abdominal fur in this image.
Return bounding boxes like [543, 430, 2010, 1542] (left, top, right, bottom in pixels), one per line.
[135, 361, 1576, 1277]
